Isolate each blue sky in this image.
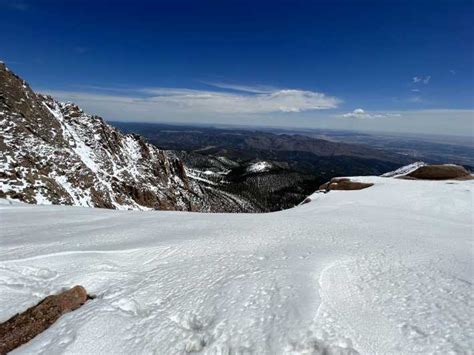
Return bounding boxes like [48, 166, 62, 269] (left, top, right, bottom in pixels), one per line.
[1, 0, 473, 135]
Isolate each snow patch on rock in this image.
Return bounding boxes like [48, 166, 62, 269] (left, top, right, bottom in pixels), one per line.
[247, 161, 273, 173]
[382, 161, 427, 177]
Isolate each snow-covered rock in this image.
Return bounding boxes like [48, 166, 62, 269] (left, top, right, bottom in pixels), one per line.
[381, 161, 427, 177]
[382, 162, 472, 180]
[246, 161, 273, 174]
[0, 62, 198, 210]
[0, 62, 249, 212]
[0, 176, 472, 354]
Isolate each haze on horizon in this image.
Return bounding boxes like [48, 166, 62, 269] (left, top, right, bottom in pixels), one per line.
[1, 0, 473, 136]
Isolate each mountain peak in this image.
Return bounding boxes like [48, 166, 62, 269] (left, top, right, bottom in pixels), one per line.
[0, 64, 233, 211]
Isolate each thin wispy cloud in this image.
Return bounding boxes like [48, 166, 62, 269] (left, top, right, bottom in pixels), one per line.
[71, 84, 138, 92]
[43, 85, 341, 115]
[34, 87, 474, 135]
[201, 81, 278, 94]
[412, 75, 431, 84]
[341, 108, 401, 119]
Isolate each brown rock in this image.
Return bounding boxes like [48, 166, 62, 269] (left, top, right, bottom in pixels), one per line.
[319, 177, 373, 191]
[0, 64, 211, 212]
[406, 164, 471, 180]
[301, 197, 312, 204]
[0, 286, 88, 354]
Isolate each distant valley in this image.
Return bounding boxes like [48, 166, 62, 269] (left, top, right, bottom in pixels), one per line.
[112, 122, 421, 211]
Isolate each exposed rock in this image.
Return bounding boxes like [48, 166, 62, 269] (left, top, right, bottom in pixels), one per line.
[0, 286, 88, 354]
[406, 164, 471, 180]
[381, 161, 427, 177]
[301, 197, 313, 204]
[0, 62, 252, 212]
[319, 177, 374, 191]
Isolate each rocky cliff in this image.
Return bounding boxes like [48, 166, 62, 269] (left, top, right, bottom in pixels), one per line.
[0, 62, 254, 211]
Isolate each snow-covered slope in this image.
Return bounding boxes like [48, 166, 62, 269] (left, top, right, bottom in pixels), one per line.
[381, 161, 427, 177]
[1, 176, 472, 354]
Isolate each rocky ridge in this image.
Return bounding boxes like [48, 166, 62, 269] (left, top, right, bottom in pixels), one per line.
[0, 62, 254, 211]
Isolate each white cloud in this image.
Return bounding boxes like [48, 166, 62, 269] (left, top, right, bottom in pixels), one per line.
[200, 81, 277, 93]
[43, 85, 340, 115]
[412, 75, 431, 84]
[32, 89, 474, 136]
[341, 108, 401, 119]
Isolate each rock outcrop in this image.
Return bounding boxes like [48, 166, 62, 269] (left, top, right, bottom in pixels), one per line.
[0, 62, 252, 211]
[0, 286, 88, 354]
[406, 164, 471, 180]
[319, 177, 374, 191]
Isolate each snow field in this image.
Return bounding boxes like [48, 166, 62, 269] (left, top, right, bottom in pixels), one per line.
[0, 176, 472, 354]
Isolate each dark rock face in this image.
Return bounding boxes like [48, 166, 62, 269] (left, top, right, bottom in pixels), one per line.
[407, 165, 471, 180]
[0, 286, 88, 354]
[319, 178, 374, 191]
[0, 62, 248, 211]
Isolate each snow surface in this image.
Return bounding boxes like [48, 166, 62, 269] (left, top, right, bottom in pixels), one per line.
[381, 161, 426, 177]
[247, 161, 273, 174]
[0, 177, 473, 354]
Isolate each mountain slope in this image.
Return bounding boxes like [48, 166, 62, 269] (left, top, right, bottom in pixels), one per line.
[174, 150, 323, 212]
[0, 62, 257, 212]
[0, 176, 472, 353]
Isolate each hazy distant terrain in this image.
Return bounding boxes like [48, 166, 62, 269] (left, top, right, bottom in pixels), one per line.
[113, 122, 473, 168]
[112, 122, 424, 210]
[267, 128, 474, 167]
[112, 123, 412, 169]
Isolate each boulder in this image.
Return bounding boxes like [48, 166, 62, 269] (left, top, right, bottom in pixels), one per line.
[319, 177, 373, 191]
[406, 165, 470, 180]
[0, 286, 88, 354]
